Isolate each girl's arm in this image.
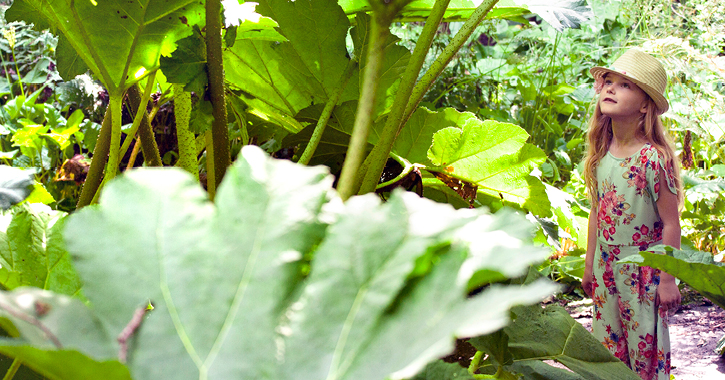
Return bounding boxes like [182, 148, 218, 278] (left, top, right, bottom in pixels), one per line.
[582, 204, 598, 297]
[655, 168, 681, 312]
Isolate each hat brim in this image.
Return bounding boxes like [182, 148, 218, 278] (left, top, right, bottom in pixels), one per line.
[590, 66, 669, 115]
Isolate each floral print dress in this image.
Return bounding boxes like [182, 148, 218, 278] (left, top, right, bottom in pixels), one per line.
[592, 143, 678, 380]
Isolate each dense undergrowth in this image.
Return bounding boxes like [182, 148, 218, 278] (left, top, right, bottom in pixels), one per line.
[0, 0, 724, 379]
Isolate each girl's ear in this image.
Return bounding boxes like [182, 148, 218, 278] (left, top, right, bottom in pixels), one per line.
[640, 98, 652, 114]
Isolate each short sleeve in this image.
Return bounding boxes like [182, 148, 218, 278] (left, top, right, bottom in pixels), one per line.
[645, 147, 678, 202]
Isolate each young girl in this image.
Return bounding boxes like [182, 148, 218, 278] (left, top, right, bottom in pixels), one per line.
[581, 49, 683, 380]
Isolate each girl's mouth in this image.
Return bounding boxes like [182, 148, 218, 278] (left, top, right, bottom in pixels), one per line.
[603, 97, 617, 103]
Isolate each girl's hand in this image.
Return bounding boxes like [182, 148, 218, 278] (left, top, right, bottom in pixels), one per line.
[582, 266, 594, 298]
[656, 277, 681, 314]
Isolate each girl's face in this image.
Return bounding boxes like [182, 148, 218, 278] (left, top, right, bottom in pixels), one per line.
[598, 73, 648, 119]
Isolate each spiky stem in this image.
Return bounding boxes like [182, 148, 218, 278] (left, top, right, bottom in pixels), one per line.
[76, 107, 112, 208]
[402, 0, 500, 125]
[298, 59, 357, 166]
[336, 16, 389, 201]
[173, 84, 198, 179]
[104, 92, 123, 182]
[357, 0, 451, 194]
[206, 0, 230, 190]
[118, 71, 157, 164]
[126, 84, 163, 167]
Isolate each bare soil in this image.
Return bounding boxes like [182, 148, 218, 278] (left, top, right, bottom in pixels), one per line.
[567, 286, 725, 379]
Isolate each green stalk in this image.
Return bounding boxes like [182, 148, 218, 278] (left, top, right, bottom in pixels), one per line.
[126, 84, 163, 167]
[336, 16, 390, 201]
[173, 84, 198, 179]
[10, 50, 24, 99]
[2, 358, 21, 380]
[0, 53, 14, 99]
[118, 71, 157, 164]
[402, 0, 500, 125]
[105, 92, 123, 182]
[205, 130, 216, 199]
[206, 0, 230, 190]
[77, 107, 112, 208]
[357, 0, 450, 195]
[298, 59, 357, 166]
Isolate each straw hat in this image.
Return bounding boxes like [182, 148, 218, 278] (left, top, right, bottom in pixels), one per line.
[590, 49, 669, 115]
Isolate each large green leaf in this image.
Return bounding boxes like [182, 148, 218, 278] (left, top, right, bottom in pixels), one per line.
[0, 204, 81, 296]
[281, 197, 555, 380]
[427, 116, 550, 216]
[350, 13, 411, 119]
[52, 145, 555, 379]
[338, 0, 530, 22]
[622, 250, 725, 310]
[0, 166, 34, 210]
[518, 0, 592, 31]
[0, 287, 126, 379]
[471, 305, 640, 380]
[158, 27, 207, 94]
[394, 107, 477, 166]
[411, 360, 476, 380]
[7, 0, 204, 91]
[0, 346, 130, 380]
[65, 147, 333, 379]
[224, 0, 355, 119]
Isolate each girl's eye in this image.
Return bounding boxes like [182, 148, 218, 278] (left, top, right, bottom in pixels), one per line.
[605, 80, 612, 85]
[622, 83, 630, 88]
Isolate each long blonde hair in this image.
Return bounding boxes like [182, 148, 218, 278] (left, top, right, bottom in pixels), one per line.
[583, 98, 684, 208]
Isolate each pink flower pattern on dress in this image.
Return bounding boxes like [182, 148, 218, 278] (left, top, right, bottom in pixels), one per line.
[597, 180, 635, 242]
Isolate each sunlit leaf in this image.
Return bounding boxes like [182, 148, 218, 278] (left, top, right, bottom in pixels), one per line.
[7, 0, 205, 91]
[0, 204, 81, 296]
[427, 113, 551, 216]
[0, 166, 34, 210]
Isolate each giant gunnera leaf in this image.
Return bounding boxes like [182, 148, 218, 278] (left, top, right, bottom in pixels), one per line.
[0, 146, 556, 380]
[0, 166, 34, 210]
[6, 0, 204, 92]
[622, 250, 725, 310]
[470, 305, 640, 380]
[0, 204, 81, 296]
[425, 111, 551, 216]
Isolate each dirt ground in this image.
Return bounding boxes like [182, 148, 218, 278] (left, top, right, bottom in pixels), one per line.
[567, 286, 725, 379]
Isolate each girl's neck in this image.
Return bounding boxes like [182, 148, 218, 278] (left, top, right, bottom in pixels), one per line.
[609, 117, 647, 157]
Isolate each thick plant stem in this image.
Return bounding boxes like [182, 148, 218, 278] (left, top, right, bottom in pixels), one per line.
[105, 93, 123, 182]
[173, 84, 198, 179]
[205, 130, 216, 199]
[2, 358, 21, 380]
[403, 0, 500, 125]
[206, 0, 230, 190]
[118, 72, 157, 165]
[337, 17, 390, 201]
[126, 83, 163, 167]
[357, 0, 450, 195]
[77, 107, 112, 208]
[298, 59, 357, 166]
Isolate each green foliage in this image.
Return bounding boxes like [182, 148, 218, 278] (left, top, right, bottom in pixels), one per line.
[7, 0, 204, 93]
[0, 146, 560, 379]
[469, 305, 640, 380]
[159, 28, 208, 95]
[410, 360, 476, 380]
[622, 248, 725, 310]
[426, 115, 549, 215]
[0, 203, 80, 296]
[0, 166, 33, 209]
[0, 84, 95, 210]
